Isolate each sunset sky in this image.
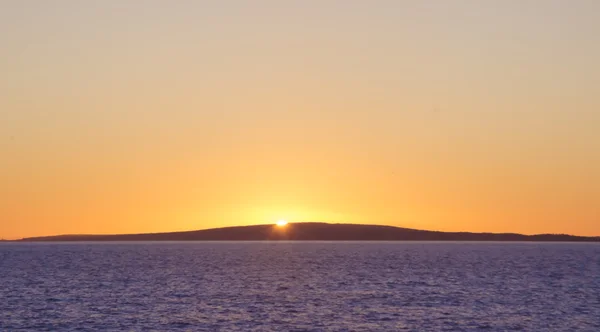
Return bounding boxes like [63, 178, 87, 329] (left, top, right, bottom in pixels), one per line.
[1, 1, 599, 239]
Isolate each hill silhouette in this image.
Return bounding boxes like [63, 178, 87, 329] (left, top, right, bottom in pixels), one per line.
[18, 223, 600, 242]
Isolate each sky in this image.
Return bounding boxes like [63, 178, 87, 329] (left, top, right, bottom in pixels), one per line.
[1, 0, 599, 239]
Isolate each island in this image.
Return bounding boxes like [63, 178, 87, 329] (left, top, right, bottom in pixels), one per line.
[18, 223, 600, 242]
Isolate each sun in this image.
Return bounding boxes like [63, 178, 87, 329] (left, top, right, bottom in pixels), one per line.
[276, 220, 288, 227]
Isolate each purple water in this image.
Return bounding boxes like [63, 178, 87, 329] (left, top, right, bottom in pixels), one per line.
[1, 242, 599, 331]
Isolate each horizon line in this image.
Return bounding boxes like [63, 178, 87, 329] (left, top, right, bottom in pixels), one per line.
[9, 222, 600, 241]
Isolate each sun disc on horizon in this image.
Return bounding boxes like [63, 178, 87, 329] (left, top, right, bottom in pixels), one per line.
[276, 220, 288, 227]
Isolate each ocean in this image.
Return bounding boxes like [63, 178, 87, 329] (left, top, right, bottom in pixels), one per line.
[1, 242, 599, 331]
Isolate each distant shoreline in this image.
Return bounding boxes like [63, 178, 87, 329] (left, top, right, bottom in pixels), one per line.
[16, 223, 600, 242]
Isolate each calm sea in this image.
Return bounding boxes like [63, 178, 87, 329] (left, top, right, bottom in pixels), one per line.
[1, 242, 599, 331]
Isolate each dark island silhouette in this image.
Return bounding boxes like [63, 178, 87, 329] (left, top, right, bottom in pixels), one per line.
[18, 223, 600, 242]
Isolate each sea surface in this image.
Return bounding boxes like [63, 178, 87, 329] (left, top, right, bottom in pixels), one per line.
[1, 242, 599, 331]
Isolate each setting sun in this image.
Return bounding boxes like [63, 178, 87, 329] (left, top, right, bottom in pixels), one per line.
[276, 220, 288, 227]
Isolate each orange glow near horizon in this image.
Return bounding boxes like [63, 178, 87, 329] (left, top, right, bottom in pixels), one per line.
[1, 2, 599, 239]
